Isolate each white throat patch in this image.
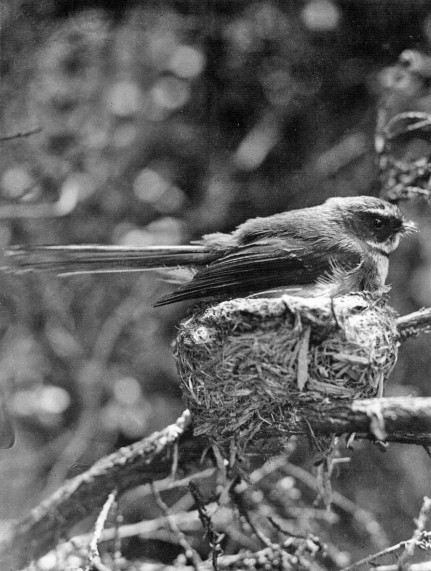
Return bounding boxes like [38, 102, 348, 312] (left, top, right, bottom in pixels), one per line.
[366, 234, 400, 255]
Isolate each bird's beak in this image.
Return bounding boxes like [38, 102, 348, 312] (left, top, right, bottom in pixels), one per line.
[401, 219, 418, 236]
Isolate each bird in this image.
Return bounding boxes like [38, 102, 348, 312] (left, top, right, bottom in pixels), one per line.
[3, 196, 415, 307]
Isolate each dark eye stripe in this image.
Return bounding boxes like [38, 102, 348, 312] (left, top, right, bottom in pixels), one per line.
[369, 213, 402, 226]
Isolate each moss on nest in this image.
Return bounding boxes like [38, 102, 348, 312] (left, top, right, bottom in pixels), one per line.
[175, 293, 399, 450]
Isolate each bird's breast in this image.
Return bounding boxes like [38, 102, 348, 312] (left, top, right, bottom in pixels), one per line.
[368, 250, 389, 285]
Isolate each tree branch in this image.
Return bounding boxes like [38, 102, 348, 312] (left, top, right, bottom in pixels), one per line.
[397, 308, 431, 339]
[0, 410, 199, 569]
[4, 398, 431, 568]
[303, 397, 431, 443]
[0, 126, 42, 142]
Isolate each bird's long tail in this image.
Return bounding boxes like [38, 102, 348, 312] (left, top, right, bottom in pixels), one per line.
[2, 244, 214, 275]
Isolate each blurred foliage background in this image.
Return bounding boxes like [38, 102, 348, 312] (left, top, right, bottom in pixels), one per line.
[1, 0, 431, 567]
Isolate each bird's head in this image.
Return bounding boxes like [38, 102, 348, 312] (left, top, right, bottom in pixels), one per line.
[325, 196, 417, 254]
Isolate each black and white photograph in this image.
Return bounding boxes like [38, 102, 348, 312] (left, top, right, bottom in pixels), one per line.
[1, 1, 431, 569]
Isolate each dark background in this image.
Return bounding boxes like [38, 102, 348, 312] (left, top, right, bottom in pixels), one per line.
[1, 0, 431, 566]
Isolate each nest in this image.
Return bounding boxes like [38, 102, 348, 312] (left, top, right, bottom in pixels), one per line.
[175, 293, 399, 450]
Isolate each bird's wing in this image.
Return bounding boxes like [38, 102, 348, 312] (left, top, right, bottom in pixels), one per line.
[155, 237, 363, 306]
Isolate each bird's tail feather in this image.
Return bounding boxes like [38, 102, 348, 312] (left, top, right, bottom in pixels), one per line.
[2, 245, 213, 276]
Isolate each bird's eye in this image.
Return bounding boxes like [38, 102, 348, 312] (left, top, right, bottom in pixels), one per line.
[373, 218, 384, 230]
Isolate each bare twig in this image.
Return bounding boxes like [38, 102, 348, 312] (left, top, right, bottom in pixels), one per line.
[383, 112, 431, 141]
[0, 126, 42, 142]
[281, 461, 389, 550]
[341, 497, 431, 571]
[340, 537, 405, 569]
[341, 530, 431, 571]
[398, 496, 431, 567]
[229, 484, 274, 549]
[66, 504, 253, 556]
[152, 482, 202, 570]
[189, 481, 223, 570]
[4, 397, 431, 568]
[112, 503, 122, 571]
[0, 410, 196, 569]
[373, 563, 431, 571]
[85, 490, 117, 571]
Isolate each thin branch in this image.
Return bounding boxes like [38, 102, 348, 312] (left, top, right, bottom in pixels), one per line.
[341, 539, 415, 571]
[373, 564, 431, 571]
[65, 504, 255, 555]
[4, 398, 431, 568]
[0, 410, 196, 569]
[397, 308, 431, 339]
[0, 126, 42, 142]
[341, 530, 431, 571]
[383, 111, 431, 141]
[72, 507, 217, 545]
[152, 482, 202, 570]
[189, 481, 223, 570]
[398, 496, 431, 567]
[85, 490, 117, 571]
[280, 461, 389, 550]
[229, 483, 274, 549]
[341, 497, 431, 571]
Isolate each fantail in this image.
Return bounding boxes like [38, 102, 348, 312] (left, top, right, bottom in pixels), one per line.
[3, 196, 416, 306]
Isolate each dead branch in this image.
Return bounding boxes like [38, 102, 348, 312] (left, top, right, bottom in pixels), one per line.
[4, 398, 431, 568]
[0, 410, 197, 569]
[397, 308, 431, 339]
[0, 126, 42, 142]
[84, 490, 117, 571]
[152, 482, 202, 570]
[341, 497, 431, 571]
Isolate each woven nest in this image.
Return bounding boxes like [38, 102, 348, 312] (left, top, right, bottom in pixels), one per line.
[175, 293, 399, 450]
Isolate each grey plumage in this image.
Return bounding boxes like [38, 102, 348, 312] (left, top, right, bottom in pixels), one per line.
[2, 196, 415, 306]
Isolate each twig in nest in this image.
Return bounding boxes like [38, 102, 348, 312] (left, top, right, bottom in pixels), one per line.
[84, 489, 117, 571]
[297, 326, 310, 390]
[151, 482, 202, 570]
